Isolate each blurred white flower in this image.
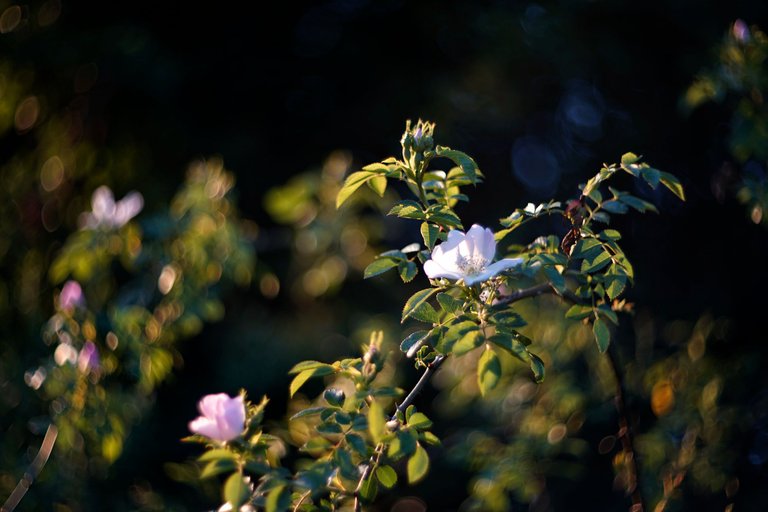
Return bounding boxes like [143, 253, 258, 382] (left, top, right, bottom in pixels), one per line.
[423, 224, 523, 286]
[80, 185, 143, 229]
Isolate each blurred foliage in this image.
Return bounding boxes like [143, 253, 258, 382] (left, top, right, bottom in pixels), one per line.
[685, 20, 768, 227]
[263, 151, 393, 302]
[21, 160, 255, 508]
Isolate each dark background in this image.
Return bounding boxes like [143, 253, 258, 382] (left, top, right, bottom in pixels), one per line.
[5, 0, 768, 510]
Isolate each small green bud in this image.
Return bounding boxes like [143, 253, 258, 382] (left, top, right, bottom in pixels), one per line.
[323, 388, 345, 407]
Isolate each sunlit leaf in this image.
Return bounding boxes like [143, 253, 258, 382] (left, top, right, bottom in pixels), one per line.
[477, 346, 501, 396]
[593, 317, 611, 353]
[407, 443, 430, 484]
[376, 465, 398, 488]
[364, 257, 398, 279]
[402, 288, 439, 323]
[223, 472, 249, 508]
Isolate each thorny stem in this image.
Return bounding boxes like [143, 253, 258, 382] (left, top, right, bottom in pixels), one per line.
[606, 343, 646, 512]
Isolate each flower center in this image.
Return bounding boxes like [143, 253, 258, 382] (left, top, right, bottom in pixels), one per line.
[457, 255, 488, 276]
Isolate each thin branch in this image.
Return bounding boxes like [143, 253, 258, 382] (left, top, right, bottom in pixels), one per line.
[394, 354, 446, 417]
[606, 344, 645, 512]
[1, 425, 58, 512]
[494, 282, 581, 307]
[352, 355, 447, 511]
[293, 489, 312, 512]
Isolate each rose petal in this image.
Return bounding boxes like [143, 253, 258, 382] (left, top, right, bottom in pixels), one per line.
[189, 417, 222, 440]
[424, 259, 463, 280]
[198, 393, 228, 418]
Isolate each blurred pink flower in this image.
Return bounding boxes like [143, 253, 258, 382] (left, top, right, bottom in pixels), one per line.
[60, 280, 85, 311]
[424, 224, 523, 286]
[733, 19, 750, 43]
[189, 393, 245, 442]
[80, 185, 144, 229]
[77, 341, 100, 374]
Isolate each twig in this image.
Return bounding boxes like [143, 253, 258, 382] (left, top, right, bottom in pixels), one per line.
[494, 282, 582, 307]
[606, 343, 645, 512]
[1, 424, 58, 512]
[394, 354, 446, 417]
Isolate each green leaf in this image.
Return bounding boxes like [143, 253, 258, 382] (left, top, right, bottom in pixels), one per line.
[198, 448, 237, 462]
[288, 360, 334, 375]
[593, 317, 611, 353]
[421, 431, 441, 446]
[376, 465, 398, 489]
[301, 437, 332, 456]
[565, 304, 593, 320]
[436, 320, 476, 353]
[640, 167, 661, 188]
[477, 346, 501, 396]
[200, 458, 237, 479]
[402, 288, 439, 323]
[621, 152, 640, 165]
[581, 249, 611, 273]
[265, 483, 290, 512]
[410, 302, 440, 324]
[407, 443, 430, 484]
[398, 260, 418, 282]
[605, 275, 627, 300]
[601, 200, 629, 214]
[619, 194, 658, 213]
[364, 257, 398, 279]
[346, 433, 368, 456]
[598, 229, 622, 241]
[489, 332, 529, 364]
[290, 406, 327, 420]
[570, 238, 602, 258]
[407, 412, 433, 430]
[389, 200, 425, 219]
[436, 292, 463, 315]
[659, 171, 685, 200]
[368, 400, 386, 444]
[596, 305, 619, 325]
[367, 175, 387, 196]
[388, 430, 417, 460]
[543, 265, 565, 292]
[359, 472, 378, 501]
[529, 353, 545, 383]
[290, 366, 335, 397]
[435, 147, 479, 182]
[400, 330, 428, 354]
[337, 171, 374, 208]
[420, 222, 440, 250]
[452, 328, 483, 356]
[427, 210, 462, 229]
[224, 472, 249, 508]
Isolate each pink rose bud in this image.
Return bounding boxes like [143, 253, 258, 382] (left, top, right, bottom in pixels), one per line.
[733, 19, 750, 43]
[77, 341, 100, 374]
[188, 393, 246, 442]
[60, 281, 85, 312]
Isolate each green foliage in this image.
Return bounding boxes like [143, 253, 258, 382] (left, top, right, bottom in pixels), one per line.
[185, 120, 685, 511]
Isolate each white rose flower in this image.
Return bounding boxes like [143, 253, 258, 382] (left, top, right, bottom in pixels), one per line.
[423, 224, 523, 286]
